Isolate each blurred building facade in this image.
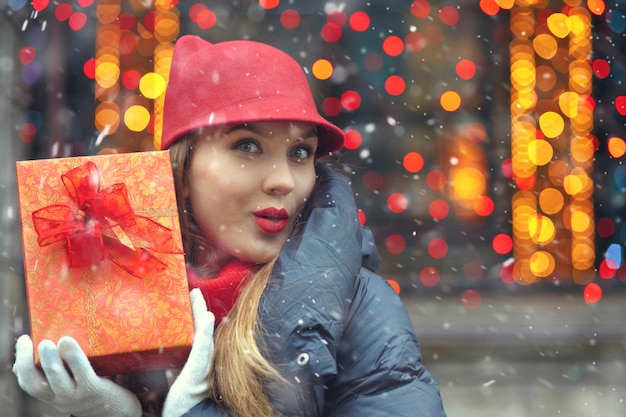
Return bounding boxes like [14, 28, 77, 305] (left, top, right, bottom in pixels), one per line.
[1, 0, 625, 416]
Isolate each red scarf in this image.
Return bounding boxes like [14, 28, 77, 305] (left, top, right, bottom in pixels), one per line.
[187, 261, 257, 327]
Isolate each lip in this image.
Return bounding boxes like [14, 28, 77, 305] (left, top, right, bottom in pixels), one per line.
[253, 207, 290, 234]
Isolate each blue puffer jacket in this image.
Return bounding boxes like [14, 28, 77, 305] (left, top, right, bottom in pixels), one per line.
[184, 164, 447, 417]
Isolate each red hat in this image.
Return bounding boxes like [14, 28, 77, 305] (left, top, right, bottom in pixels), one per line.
[160, 35, 344, 156]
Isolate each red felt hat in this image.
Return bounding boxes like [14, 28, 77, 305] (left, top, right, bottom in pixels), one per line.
[160, 35, 345, 156]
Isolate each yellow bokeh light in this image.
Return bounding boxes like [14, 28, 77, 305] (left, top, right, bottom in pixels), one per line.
[95, 61, 120, 89]
[608, 137, 626, 158]
[558, 91, 579, 118]
[572, 242, 595, 269]
[451, 167, 486, 199]
[539, 111, 565, 138]
[529, 251, 555, 277]
[539, 188, 564, 214]
[547, 13, 571, 38]
[570, 210, 591, 233]
[440, 90, 462, 112]
[124, 105, 151, 132]
[312, 59, 333, 80]
[511, 64, 535, 88]
[95, 102, 120, 134]
[528, 214, 556, 244]
[563, 174, 583, 195]
[139, 72, 166, 99]
[533, 34, 558, 60]
[571, 136, 595, 163]
[527, 139, 553, 166]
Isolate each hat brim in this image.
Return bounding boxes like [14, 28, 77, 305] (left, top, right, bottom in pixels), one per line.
[163, 95, 344, 157]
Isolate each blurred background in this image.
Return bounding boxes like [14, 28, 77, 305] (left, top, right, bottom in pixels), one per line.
[1, 0, 625, 415]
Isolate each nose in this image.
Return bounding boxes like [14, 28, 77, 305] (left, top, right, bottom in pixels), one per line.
[262, 159, 296, 195]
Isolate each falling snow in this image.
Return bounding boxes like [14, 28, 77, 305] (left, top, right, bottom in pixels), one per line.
[1, 0, 626, 416]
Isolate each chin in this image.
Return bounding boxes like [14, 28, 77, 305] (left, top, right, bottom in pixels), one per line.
[239, 250, 279, 266]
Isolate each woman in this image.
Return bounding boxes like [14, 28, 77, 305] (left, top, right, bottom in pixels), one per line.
[13, 35, 447, 417]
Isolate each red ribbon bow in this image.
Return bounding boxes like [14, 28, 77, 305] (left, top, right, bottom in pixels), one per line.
[32, 161, 182, 278]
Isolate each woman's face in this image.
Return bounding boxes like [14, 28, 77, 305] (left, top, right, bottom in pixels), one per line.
[187, 121, 318, 268]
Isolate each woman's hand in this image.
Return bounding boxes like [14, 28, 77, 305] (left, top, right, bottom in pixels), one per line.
[12, 335, 142, 417]
[163, 288, 216, 417]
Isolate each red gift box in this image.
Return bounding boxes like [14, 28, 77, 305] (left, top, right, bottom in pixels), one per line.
[16, 150, 193, 376]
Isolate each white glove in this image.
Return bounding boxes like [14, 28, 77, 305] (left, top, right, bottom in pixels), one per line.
[13, 335, 142, 417]
[162, 288, 216, 417]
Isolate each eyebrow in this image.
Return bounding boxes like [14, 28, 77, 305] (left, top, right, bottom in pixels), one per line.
[226, 123, 318, 140]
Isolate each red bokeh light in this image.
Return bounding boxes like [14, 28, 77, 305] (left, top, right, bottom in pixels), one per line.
[83, 58, 95, 79]
[410, 0, 431, 19]
[385, 75, 406, 96]
[599, 259, 618, 279]
[259, 0, 280, 10]
[18, 47, 36, 65]
[583, 283, 602, 303]
[68, 12, 87, 31]
[196, 9, 217, 29]
[426, 169, 446, 190]
[357, 209, 366, 225]
[597, 217, 615, 238]
[349, 11, 371, 32]
[403, 152, 424, 173]
[501, 158, 513, 178]
[592, 59, 610, 79]
[321, 97, 341, 117]
[461, 289, 482, 310]
[479, 0, 500, 16]
[405, 32, 426, 52]
[438, 5, 459, 26]
[429, 199, 449, 220]
[474, 196, 494, 216]
[456, 59, 476, 80]
[32, 0, 50, 12]
[492, 233, 513, 255]
[420, 266, 440, 287]
[55, 3, 73, 22]
[387, 193, 408, 214]
[382, 36, 404, 56]
[499, 259, 515, 284]
[19, 123, 36, 143]
[122, 70, 141, 90]
[280, 9, 300, 29]
[344, 129, 362, 150]
[386, 234, 406, 255]
[363, 170, 383, 191]
[341, 90, 361, 111]
[428, 238, 448, 259]
[515, 175, 536, 190]
[327, 10, 347, 26]
[321, 22, 342, 42]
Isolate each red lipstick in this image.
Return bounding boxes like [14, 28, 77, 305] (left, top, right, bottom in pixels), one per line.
[253, 207, 289, 234]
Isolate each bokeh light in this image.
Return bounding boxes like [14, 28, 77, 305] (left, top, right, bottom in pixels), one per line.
[349, 11, 370, 32]
[403, 152, 424, 173]
[387, 193, 408, 214]
[312, 59, 333, 80]
[440, 90, 461, 112]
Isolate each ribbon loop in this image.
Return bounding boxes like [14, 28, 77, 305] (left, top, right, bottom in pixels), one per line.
[32, 161, 181, 278]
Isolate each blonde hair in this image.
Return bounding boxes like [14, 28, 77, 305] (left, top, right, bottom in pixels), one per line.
[170, 136, 287, 417]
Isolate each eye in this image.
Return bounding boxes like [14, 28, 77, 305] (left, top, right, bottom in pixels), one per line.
[290, 145, 313, 160]
[234, 140, 261, 153]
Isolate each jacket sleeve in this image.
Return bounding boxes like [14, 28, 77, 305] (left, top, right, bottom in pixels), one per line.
[324, 268, 447, 417]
